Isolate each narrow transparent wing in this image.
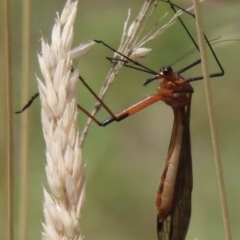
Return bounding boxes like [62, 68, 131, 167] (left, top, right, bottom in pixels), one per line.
[170, 96, 193, 240]
[157, 216, 171, 240]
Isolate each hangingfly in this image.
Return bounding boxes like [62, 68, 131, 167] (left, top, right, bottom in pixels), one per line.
[77, 64, 195, 240]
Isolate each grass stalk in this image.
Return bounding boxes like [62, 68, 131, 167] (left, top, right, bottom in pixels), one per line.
[192, 0, 232, 239]
[18, 0, 31, 239]
[4, 0, 14, 239]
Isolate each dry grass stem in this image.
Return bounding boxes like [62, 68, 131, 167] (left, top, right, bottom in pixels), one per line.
[4, 0, 14, 239]
[37, 1, 93, 239]
[79, 0, 194, 147]
[193, 0, 232, 239]
[18, 0, 31, 239]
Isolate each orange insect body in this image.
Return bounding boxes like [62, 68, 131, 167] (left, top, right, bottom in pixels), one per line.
[156, 67, 192, 222]
[157, 68, 193, 108]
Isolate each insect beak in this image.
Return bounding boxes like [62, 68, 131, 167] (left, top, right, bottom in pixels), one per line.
[143, 75, 159, 86]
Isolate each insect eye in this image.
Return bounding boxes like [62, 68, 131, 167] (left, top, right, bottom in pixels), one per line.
[163, 66, 172, 74]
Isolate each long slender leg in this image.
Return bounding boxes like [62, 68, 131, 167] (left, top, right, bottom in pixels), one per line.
[106, 57, 154, 74]
[102, 94, 162, 126]
[94, 40, 157, 75]
[15, 92, 39, 114]
[79, 75, 116, 119]
[77, 85, 162, 127]
[162, 0, 224, 80]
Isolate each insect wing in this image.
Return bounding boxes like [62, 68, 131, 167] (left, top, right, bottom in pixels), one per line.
[157, 215, 171, 240]
[170, 96, 193, 240]
[157, 96, 193, 240]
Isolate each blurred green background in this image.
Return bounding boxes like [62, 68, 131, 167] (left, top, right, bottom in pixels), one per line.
[2, 0, 240, 239]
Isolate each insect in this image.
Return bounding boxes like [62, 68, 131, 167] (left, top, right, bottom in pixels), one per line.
[76, 2, 224, 240]
[78, 65, 194, 240]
